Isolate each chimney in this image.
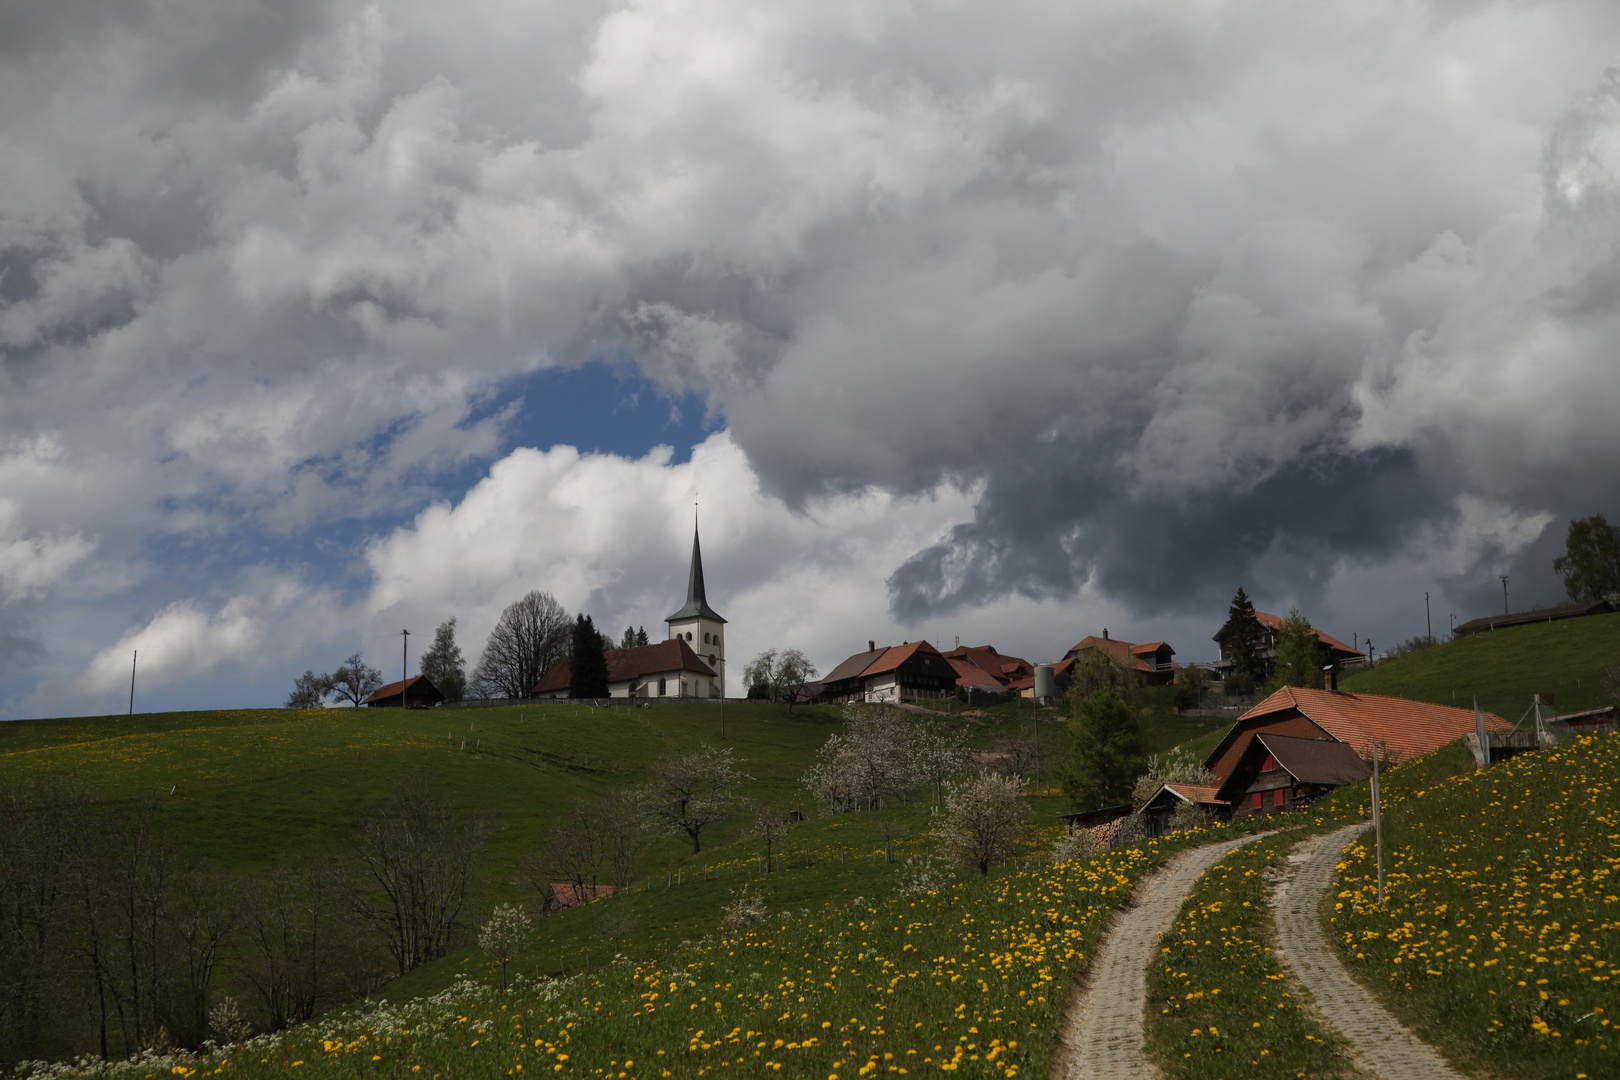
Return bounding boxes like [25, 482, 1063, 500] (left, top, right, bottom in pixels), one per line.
[1323, 664, 1337, 692]
[1103, 628, 1109, 640]
[869, 640, 875, 653]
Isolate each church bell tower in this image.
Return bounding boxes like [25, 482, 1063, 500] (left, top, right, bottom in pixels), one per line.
[665, 523, 726, 695]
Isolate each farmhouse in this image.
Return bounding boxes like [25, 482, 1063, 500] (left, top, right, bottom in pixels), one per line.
[1212, 611, 1363, 682]
[1061, 630, 1177, 686]
[533, 638, 718, 700]
[1203, 682, 1511, 781]
[362, 675, 444, 708]
[818, 639, 960, 703]
[1213, 733, 1371, 819]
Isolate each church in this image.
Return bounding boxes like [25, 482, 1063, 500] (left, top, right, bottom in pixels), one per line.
[530, 525, 727, 700]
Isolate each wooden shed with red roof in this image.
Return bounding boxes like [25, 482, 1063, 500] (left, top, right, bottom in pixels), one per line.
[1137, 782, 1230, 836]
[1202, 684, 1511, 782]
[818, 640, 959, 704]
[362, 675, 444, 708]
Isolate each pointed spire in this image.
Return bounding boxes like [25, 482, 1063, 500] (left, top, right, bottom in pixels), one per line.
[666, 523, 726, 624]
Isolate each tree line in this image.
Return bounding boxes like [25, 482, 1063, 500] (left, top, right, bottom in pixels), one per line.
[285, 591, 657, 708]
[0, 778, 487, 1067]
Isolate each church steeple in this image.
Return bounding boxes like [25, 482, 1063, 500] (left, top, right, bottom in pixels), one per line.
[665, 525, 726, 624]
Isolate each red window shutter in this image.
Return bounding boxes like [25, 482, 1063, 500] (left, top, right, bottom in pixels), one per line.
[1274, 788, 1286, 806]
[1261, 753, 1274, 772]
[1251, 792, 1262, 810]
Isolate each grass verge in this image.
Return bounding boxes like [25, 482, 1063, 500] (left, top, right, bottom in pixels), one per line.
[1145, 829, 1357, 1079]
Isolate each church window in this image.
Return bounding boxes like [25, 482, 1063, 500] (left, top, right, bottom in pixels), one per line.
[658, 677, 667, 696]
[704, 632, 710, 644]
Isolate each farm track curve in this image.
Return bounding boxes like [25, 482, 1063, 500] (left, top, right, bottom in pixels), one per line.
[1273, 823, 1471, 1080]
[1055, 831, 1270, 1080]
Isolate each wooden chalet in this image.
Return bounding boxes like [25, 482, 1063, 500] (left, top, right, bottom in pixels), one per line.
[1214, 733, 1371, 820]
[1212, 611, 1363, 682]
[1061, 630, 1177, 686]
[362, 675, 444, 708]
[818, 640, 960, 703]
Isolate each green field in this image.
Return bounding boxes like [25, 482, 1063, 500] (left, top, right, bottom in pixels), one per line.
[1338, 609, 1620, 719]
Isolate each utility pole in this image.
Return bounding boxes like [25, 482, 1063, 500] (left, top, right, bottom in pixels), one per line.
[1372, 742, 1385, 906]
[129, 650, 137, 715]
[401, 628, 411, 708]
[1425, 591, 1431, 642]
[1500, 575, 1509, 615]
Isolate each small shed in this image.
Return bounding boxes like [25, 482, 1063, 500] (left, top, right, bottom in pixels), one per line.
[543, 883, 616, 914]
[1215, 733, 1370, 820]
[362, 675, 445, 708]
[1138, 783, 1231, 836]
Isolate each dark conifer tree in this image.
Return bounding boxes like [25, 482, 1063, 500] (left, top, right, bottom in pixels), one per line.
[621, 626, 636, 649]
[569, 614, 611, 698]
[1215, 586, 1265, 693]
[635, 626, 649, 647]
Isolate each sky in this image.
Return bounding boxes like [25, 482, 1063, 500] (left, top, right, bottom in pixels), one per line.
[4, 0, 1620, 718]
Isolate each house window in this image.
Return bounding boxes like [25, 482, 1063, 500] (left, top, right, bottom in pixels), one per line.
[658, 677, 667, 696]
[1261, 753, 1274, 772]
[1274, 788, 1286, 807]
[1251, 792, 1262, 810]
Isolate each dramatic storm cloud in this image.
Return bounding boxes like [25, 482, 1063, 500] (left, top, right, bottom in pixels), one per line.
[4, 0, 1620, 715]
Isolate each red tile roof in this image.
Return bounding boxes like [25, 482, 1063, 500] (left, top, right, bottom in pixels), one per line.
[1066, 635, 1159, 673]
[1210, 686, 1510, 768]
[547, 883, 616, 910]
[533, 639, 715, 695]
[822, 647, 888, 685]
[1163, 783, 1226, 805]
[860, 639, 944, 677]
[943, 645, 1033, 685]
[1253, 611, 1360, 657]
[947, 657, 1004, 689]
[362, 675, 442, 704]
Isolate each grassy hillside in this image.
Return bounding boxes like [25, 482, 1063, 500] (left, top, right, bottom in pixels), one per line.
[1326, 730, 1620, 1080]
[1338, 609, 1620, 718]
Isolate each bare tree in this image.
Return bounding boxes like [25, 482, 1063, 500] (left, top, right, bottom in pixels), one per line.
[470, 590, 571, 699]
[328, 653, 382, 707]
[991, 732, 1046, 786]
[931, 771, 1031, 876]
[536, 800, 608, 906]
[741, 648, 819, 711]
[641, 746, 748, 853]
[801, 705, 919, 813]
[750, 805, 793, 872]
[238, 865, 331, 1033]
[346, 780, 490, 977]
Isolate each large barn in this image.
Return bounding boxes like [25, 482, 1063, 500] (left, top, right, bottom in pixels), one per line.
[1203, 683, 1511, 781]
